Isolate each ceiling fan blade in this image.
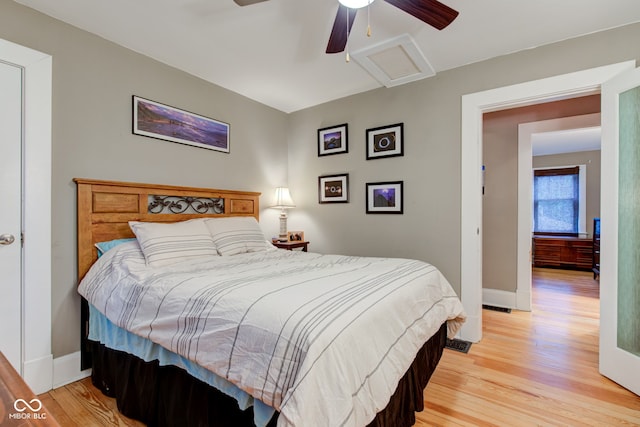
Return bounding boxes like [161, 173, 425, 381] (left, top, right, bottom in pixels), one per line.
[233, 0, 269, 6]
[326, 5, 358, 54]
[384, 0, 458, 30]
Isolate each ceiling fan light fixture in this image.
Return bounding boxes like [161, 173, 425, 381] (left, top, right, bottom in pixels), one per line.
[338, 0, 374, 9]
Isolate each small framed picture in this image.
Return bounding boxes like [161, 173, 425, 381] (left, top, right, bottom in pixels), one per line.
[318, 173, 349, 203]
[366, 123, 403, 160]
[318, 124, 348, 156]
[366, 181, 403, 214]
[287, 231, 305, 242]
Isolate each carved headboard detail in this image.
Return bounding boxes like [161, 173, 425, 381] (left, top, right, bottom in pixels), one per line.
[74, 178, 260, 280]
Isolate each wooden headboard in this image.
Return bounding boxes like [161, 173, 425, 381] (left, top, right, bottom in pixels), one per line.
[75, 178, 261, 280]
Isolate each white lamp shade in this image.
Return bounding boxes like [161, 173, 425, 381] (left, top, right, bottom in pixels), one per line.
[339, 0, 375, 9]
[272, 187, 295, 209]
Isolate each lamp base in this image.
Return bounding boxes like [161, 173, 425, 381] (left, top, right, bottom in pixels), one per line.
[279, 211, 288, 242]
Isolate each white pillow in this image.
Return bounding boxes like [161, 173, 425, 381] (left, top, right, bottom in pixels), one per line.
[205, 216, 269, 256]
[129, 219, 218, 266]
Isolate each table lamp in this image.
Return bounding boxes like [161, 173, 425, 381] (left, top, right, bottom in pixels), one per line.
[272, 187, 295, 242]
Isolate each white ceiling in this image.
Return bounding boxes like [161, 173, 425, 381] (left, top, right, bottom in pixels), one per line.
[14, 0, 640, 113]
[532, 127, 601, 156]
[527, 113, 602, 156]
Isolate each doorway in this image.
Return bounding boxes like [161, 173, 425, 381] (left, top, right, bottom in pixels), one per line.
[459, 61, 635, 343]
[482, 99, 601, 313]
[0, 38, 53, 393]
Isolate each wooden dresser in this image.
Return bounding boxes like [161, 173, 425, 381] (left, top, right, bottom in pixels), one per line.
[0, 352, 60, 426]
[532, 236, 593, 270]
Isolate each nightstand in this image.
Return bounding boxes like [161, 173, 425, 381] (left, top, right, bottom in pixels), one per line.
[272, 241, 309, 252]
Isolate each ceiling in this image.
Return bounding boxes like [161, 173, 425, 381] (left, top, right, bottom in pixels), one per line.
[532, 127, 601, 157]
[528, 113, 602, 157]
[14, 0, 640, 113]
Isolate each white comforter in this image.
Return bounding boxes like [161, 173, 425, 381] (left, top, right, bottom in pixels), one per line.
[78, 242, 465, 427]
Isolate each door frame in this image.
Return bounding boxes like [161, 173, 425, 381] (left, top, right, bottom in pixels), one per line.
[0, 38, 53, 393]
[459, 61, 635, 342]
[517, 112, 601, 312]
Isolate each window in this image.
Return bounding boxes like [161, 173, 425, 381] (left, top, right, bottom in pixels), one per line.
[533, 166, 580, 235]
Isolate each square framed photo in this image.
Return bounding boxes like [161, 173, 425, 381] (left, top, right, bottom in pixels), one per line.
[318, 173, 349, 203]
[318, 124, 348, 156]
[366, 123, 403, 160]
[366, 181, 403, 214]
[133, 95, 230, 153]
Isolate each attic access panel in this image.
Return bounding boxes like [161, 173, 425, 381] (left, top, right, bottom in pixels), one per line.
[351, 34, 435, 87]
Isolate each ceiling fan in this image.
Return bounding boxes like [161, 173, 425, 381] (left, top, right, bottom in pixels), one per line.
[232, 0, 459, 55]
[326, 0, 459, 54]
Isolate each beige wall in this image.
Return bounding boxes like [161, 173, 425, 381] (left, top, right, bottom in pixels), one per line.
[533, 150, 601, 236]
[482, 96, 600, 292]
[2, 0, 640, 360]
[287, 25, 639, 297]
[0, 1, 289, 358]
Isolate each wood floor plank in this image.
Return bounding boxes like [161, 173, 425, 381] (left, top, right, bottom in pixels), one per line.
[44, 378, 144, 427]
[38, 268, 639, 426]
[37, 394, 75, 426]
[421, 268, 640, 426]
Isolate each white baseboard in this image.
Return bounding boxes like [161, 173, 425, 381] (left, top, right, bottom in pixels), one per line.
[52, 351, 91, 389]
[482, 288, 516, 309]
[516, 288, 532, 311]
[459, 313, 482, 343]
[23, 354, 53, 395]
[482, 288, 532, 311]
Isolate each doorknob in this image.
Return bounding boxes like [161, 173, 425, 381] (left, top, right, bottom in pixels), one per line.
[0, 234, 16, 245]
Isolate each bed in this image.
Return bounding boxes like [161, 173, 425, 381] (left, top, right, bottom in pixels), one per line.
[75, 178, 465, 427]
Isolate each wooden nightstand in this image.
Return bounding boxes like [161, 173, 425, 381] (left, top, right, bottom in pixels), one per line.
[272, 241, 309, 252]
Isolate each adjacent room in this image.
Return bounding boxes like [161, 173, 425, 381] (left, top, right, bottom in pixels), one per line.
[1, 0, 639, 425]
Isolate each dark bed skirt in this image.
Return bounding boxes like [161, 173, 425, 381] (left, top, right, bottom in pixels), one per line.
[89, 322, 447, 427]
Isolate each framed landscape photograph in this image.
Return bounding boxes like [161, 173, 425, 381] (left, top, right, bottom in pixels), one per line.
[318, 173, 349, 203]
[366, 123, 403, 160]
[318, 123, 348, 156]
[133, 96, 230, 153]
[366, 181, 403, 214]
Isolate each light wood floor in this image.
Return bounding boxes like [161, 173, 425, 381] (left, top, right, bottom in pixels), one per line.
[40, 268, 640, 426]
[418, 268, 640, 426]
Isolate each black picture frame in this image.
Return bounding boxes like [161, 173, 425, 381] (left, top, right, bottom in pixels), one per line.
[366, 123, 403, 160]
[133, 95, 230, 153]
[366, 181, 403, 214]
[318, 173, 349, 203]
[318, 124, 348, 156]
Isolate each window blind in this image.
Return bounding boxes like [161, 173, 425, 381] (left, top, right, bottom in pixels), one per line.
[533, 166, 579, 235]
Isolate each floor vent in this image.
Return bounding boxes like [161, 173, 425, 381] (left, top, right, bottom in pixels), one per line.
[483, 304, 512, 313]
[445, 338, 472, 353]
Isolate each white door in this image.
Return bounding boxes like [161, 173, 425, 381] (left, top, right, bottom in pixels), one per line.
[0, 60, 23, 373]
[600, 66, 640, 396]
